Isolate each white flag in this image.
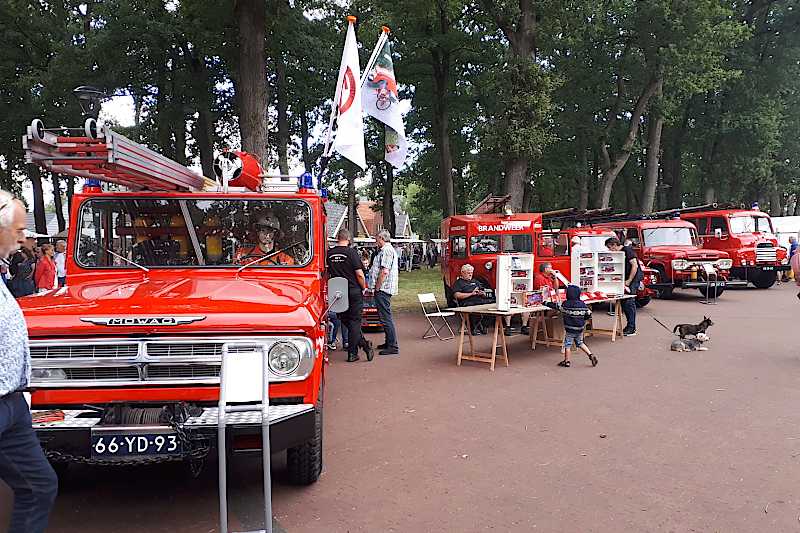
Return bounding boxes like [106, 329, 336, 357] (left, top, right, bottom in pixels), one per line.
[362, 33, 407, 168]
[332, 18, 366, 170]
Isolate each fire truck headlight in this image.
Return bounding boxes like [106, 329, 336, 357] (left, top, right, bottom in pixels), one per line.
[31, 368, 67, 381]
[717, 259, 733, 269]
[671, 259, 688, 271]
[268, 342, 301, 375]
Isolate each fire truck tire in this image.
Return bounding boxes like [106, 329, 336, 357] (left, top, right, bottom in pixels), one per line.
[286, 389, 323, 485]
[653, 267, 674, 299]
[750, 270, 777, 289]
[635, 296, 651, 308]
[697, 286, 725, 298]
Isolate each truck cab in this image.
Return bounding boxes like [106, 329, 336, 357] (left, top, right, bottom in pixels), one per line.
[680, 209, 789, 288]
[594, 218, 738, 298]
[20, 121, 325, 484]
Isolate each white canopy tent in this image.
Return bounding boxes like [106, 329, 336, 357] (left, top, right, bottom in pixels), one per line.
[772, 216, 800, 249]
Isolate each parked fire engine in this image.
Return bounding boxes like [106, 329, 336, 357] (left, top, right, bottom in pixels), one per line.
[20, 119, 326, 483]
[678, 205, 789, 289]
[440, 213, 658, 307]
[591, 216, 742, 298]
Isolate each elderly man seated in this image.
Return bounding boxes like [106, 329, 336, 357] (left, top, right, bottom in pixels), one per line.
[451, 264, 494, 335]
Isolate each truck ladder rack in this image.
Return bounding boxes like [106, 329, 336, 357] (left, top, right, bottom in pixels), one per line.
[22, 120, 206, 192]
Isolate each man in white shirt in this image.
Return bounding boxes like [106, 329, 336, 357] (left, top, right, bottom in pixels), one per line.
[54, 239, 66, 287]
[0, 189, 58, 533]
[369, 230, 399, 355]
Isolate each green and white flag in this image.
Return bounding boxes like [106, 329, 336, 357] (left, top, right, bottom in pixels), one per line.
[362, 31, 407, 168]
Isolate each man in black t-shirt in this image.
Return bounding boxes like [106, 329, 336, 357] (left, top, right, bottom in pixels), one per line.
[605, 237, 642, 336]
[327, 229, 374, 362]
[452, 264, 494, 335]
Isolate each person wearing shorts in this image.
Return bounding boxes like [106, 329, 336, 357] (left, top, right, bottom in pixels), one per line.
[546, 284, 597, 368]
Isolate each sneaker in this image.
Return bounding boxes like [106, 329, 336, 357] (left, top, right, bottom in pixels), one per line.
[520, 325, 530, 335]
[377, 343, 388, 350]
[343, 343, 349, 350]
[379, 347, 399, 356]
[346, 353, 360, 362]
[503, 327, 515, 336]
[327, 342, 337, 350]
[623, 329, 637, 337]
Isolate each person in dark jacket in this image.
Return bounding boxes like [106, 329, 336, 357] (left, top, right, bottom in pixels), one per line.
[8, 247, 35, 298]
[546, 284, 598, 368]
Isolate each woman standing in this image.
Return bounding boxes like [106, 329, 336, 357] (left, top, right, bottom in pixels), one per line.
[34, 244, 57, 292]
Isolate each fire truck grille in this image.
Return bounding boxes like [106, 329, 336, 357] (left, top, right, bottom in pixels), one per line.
[146, 365, 221, 379]
[64, 367, 140, 381]
[146, 343, 224, 358]
[756, 245, 776, 263]
[30, 344, 140, 359]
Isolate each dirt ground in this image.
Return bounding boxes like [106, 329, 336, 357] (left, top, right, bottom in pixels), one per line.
[7, 284, 800, 532]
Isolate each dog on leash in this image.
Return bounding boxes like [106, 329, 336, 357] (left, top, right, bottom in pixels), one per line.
[673, 316, 713, 339]
[670, 332, 710, 352]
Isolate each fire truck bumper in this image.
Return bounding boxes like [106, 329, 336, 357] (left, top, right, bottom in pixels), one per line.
[32, 404, 315, 461]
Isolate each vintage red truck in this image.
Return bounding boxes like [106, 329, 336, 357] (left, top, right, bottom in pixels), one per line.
[440, 213, 658, 307]
[19, 119, 327, 483]
[679, 207, 789, 288]
[592, 217, 743, 297]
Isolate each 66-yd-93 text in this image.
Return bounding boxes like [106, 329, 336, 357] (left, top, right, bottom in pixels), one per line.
[92, 434, 180, 456]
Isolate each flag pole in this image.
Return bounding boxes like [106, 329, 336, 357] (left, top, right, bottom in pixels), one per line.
[360, 27, 390, 88]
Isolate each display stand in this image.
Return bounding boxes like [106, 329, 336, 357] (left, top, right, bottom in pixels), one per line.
[496, 253, 535, 309]
[571, 250, 625, 295]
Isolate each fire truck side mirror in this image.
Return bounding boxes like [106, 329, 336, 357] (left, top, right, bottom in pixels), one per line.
[714, 228, 723, 239]
[327, 277, 349, 313]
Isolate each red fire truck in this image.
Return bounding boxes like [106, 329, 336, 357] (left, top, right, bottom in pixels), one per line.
[591, 217, 740, 298]
[440, 213, 658, 307]
[679, 206, 789, 288]
[19, 119, 326, 483]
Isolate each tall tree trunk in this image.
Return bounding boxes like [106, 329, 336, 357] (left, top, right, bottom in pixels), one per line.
[276, 51, 290, 175]
[235, 0, 268, 163]
[431, 50, 455, 217]
[640, 105, 664, 214]
[300, 104, 311, 171]
[347, 173, 357, 236]
[503, 157, 528, 211]
[577, 134, 589, 210]
[769, 183, 782, 216]
[173, 119, 187, 166]
[185, 46, 216, 178]
[66, 178, 75, 213]
[383, 162, 396, 236]
[596, 75, 662, 208]
[51, 174, 65, 232]
[29, 165, 47, 235]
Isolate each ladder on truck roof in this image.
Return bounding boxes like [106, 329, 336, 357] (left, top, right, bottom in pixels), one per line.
[22, 119, 207, 191]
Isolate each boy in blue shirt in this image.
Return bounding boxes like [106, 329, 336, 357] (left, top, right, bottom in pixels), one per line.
[546, 284, 598, 368]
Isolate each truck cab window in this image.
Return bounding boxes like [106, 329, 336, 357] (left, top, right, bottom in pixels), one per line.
[76, 198, 313, 268]
[625, 228, 641, 247]
[694, 218, 708, 236]
[470, 235, 500, 255]
[450, 236, 466, 258]
[710, 217, 727, 236]
[502, 234, 532, 253]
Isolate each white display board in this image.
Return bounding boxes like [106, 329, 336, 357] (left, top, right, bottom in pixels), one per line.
[571, 250, 625, 295]
[497, 253, 534, 309]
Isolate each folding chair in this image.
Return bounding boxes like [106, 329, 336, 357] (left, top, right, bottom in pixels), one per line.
[218, 344, 273, 533]
[418, 292, 456, 340]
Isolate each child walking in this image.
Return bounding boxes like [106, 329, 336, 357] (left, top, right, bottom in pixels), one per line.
[546, 284, 598, 368]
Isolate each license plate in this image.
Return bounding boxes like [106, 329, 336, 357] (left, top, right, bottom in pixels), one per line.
[91, 428, 182, 458]
[761, 266, 775, 271]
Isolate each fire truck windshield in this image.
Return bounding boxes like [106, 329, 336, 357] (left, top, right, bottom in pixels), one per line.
[576, 235, 613, 252]
[642, 227, 696, 246]
[729, 215, 773, 235]
[76, 198, 312, 268]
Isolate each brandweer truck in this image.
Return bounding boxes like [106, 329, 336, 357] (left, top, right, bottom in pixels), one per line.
[20, 119, 327, 484]
[440, 213, 658, 307]
[679, 206, 789, 288]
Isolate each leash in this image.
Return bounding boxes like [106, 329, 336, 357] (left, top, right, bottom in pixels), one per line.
[642, 309, 675, 335]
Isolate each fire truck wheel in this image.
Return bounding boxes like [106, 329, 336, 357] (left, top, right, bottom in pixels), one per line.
[635, 296, 651, 308]
[286, 388, 323, 485]
[697, 286, 725, 298]
[750, 270, 777, 289]
[653, 267, 673, 299]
